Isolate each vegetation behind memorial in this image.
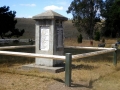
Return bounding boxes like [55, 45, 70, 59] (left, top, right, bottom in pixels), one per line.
[101, 0, 120, 38]
[66, 0, 120, 40]
[66, 0, 104, 39]
[0, 6, 25, 39]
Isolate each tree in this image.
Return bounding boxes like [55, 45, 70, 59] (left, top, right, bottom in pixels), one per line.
[102, 0, 120, 38]
[67, 0, 104, 39]
[0, 6, 24, 39]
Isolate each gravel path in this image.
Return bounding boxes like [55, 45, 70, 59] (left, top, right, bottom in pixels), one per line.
[47, 81, 92, 90]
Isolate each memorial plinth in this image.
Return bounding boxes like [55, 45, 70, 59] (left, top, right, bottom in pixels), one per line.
[33, 10, 68, 67]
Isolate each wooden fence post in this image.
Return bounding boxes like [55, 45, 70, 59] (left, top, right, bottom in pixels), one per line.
[65, 53, 72, 87]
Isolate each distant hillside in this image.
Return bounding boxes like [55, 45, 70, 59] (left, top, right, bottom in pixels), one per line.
[63, 20, 88, 39]
[15, 18, 87, 39]
[63, 20, 79, 38]
[16, 18, 35, 39]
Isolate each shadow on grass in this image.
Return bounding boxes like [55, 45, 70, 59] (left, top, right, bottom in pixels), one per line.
[0, 55, 35, 66]
[53, 78, 65, 83]
[70, 79, 99, 89]
[51, 78, 96, 89]
[71, 83, 92, 89]
[0, 47, 35, 66]
[51, 77, 93, 89]
[72, 64, 99, 70]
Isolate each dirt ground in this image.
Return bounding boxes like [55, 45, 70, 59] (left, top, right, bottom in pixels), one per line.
[48, 81, 91, 90]
[0, 72, 92, 90]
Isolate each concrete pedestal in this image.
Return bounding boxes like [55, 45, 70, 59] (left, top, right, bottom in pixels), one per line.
[33, 10, 67, 67]
[22, 64, 65, 73]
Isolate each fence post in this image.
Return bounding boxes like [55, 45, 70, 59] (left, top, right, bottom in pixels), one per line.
[65, 53, 72, 87]
[113, 45, 117, 66]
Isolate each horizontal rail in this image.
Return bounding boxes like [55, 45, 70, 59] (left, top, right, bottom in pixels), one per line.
[0, 51, 65, 60]
[0, 45, 114, 50]
[72, 48, 116, 60]
[65, 46, 114, 50]
[0, 45, 116, 61]
[0, 45, 35, 50]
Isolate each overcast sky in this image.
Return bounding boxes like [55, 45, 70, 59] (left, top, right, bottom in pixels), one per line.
[0, 0, 73, 18]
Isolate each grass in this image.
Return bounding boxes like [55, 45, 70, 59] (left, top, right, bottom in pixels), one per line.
[0, 39, 120, 90]
[92, 71, 120, 90]
[64, 38, 118, 47]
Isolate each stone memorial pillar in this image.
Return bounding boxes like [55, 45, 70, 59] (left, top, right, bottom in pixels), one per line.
[32, 10, 68, 67]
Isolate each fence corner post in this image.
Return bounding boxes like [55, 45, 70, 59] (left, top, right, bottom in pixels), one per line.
[113, 45, 118, 66]
[65, 53, 72, 87]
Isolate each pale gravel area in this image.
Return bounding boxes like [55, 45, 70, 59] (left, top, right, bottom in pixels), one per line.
[47, 81, 92, 90]
[0, 72, 92, 90]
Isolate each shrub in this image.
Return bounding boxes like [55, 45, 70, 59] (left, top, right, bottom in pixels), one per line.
[94, 31, 100, 41]
[77, 34, 83, 43]
[117, 38, 120, 42]
[101, 38, 105, 43]
[13, 40, 19, 44]
[29, 39, 34, 45]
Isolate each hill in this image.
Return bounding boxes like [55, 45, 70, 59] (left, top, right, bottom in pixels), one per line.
[16, 18, 35, 39]
[63, 20, 88, 39]
[15, 18, 87, 39]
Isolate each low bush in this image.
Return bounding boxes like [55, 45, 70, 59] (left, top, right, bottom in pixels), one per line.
[94, 31, 100, 41]
[13, 40, 19, 44]
[77, 34, 83, 43]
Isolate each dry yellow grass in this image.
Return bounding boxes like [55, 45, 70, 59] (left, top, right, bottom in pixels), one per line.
[92, 69, 120, 90]
[0, 38, 120, 90]
[64, 38, 118, 47]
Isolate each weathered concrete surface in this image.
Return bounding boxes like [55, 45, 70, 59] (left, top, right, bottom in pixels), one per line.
[32, 10, 68, 20]
[22, 64, 65, 73]
[33, 10, 67, 67]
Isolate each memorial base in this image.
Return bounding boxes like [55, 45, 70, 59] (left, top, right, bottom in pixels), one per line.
[22, 64, 65, 73]
[35, 58, 64, 67]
